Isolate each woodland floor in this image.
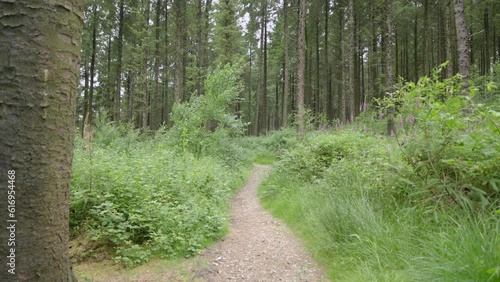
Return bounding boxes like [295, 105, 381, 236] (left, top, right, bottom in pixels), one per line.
[75, 164, 329, 282]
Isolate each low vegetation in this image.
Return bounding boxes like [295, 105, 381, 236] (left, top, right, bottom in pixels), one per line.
[70, 67, 251, 266]
[259, 70, 500, 281]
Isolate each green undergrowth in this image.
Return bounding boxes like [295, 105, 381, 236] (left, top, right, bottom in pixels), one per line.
[259, 70, 500, 281]
[70, 66, 251, 266]
[260, 131, 499, 281]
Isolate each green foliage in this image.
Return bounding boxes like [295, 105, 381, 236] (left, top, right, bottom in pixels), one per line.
[234, 127, 298, 164]
[71, 112, 247, 266]
[376, 64, 500, 210]
[71, 67, 253, 266]
[259, 130, 500, 281]
[167, 65, 245, 157]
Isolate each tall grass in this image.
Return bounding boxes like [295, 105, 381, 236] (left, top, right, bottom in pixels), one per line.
[259, 131, 500, 281]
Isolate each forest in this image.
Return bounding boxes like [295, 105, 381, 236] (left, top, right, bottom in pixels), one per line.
[0, 0, 499, 281]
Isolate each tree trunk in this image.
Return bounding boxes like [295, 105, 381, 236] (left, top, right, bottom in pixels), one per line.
[152, 0, 162, 130]
[297, 0, 306, 134]
[483, 6, 490, 75]
[87, 2, 98, 127]
[339, 6, 347, 125]
[173, 0, 186, 103]
[283, 0, 290, 127]
[260, 2, 268, 135]
[115, 0, 125, 124]
[386, 0, 395, 136]
[324, 0, 332, 121]
[444, 0, 455, 78]
[0, 0, 83, 280]
[453, 0, 470, 82]
[349, 0, 356, 123]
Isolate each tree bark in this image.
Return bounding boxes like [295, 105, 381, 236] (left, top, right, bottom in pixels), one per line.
[297, 0, 306, 134]
[0, 0, 83, 280]
[283, 0, 290, 127]
[173, 0, 186, 103]
[444, 0, 455, 78]
[349, 0, 356, 123]
[386, 0, 395, 136]
[115, 0, 125, 124]
[453, 0, 470, 82]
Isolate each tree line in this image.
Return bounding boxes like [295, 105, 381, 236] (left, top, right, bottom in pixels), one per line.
[80, 0, 500, 134]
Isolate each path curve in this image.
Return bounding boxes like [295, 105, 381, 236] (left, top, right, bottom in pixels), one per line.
[193, 164, 329, 282]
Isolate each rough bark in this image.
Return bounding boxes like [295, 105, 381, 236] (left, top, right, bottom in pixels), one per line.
[173, 0, 186, 103]
[349, 0, 356, 122]
[444, 0, 455, 78]
[386, 0, 395, 136]
[115, 0, 125, 124]
[283, 0, 290, 127]
[297, 0, 306, 134]
[453, 0, 470, 81]
[0, 0, 83, 280]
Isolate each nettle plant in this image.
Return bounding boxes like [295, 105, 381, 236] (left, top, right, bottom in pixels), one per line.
[377, 64, 500, 210]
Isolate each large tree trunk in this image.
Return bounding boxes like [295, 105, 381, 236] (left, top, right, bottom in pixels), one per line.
[0, 0, 83, 280]
[297, 0, 306, 134]
[453, 0, 470, 82]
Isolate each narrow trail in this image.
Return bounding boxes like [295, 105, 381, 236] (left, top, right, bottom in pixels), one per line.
[193, 164, 329, 282]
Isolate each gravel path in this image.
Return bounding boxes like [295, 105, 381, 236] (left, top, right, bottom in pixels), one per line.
[192, 164, 329, 282]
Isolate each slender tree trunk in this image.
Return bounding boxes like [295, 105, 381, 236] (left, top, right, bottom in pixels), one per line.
[423, 0, 429, 75]
[115, 0, 125, 124]
[283, 0, 290, 127]
[106, 33, 113, 120]
[196, 0, 204, 96]
[413, 13, 418, 81]
[444, 0, 455, 78]
[152, 0, 162, 130]
[386, 0, 395, 136]
[315, 14, 320, 115]
[339, 6, 346, 125]
[248, 47, 253, 135]
[261, 4, 268, 134]
[142, 0, 151, 130]
[0, 0, 83, 280]
[173, 0, 186, 103]
[254, 6, 264, 136]
[324, 0, 332, 121]
[162, 0, 170, 125]
[349, 0, 356, 123]
[88, 3, 97, 127]
[297, 0, 306, 134]
[453, 0, 470, 82]
[82, 57, 90, 135]
[483, 6, 490, 75]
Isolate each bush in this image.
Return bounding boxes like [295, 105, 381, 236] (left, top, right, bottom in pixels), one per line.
[70, 66, 249, 266]
[259, 130, 500, 281]
[377, 65, 500, 210]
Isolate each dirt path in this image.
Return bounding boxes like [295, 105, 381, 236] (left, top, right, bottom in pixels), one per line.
[192, 164, 328, 282]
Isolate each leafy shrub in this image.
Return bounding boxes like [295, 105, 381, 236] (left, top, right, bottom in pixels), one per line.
[377, 65, 500, 210]
[70, 66, 249, 266]
[259, 130, 500, 281]
[167, 65, 245, 157]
